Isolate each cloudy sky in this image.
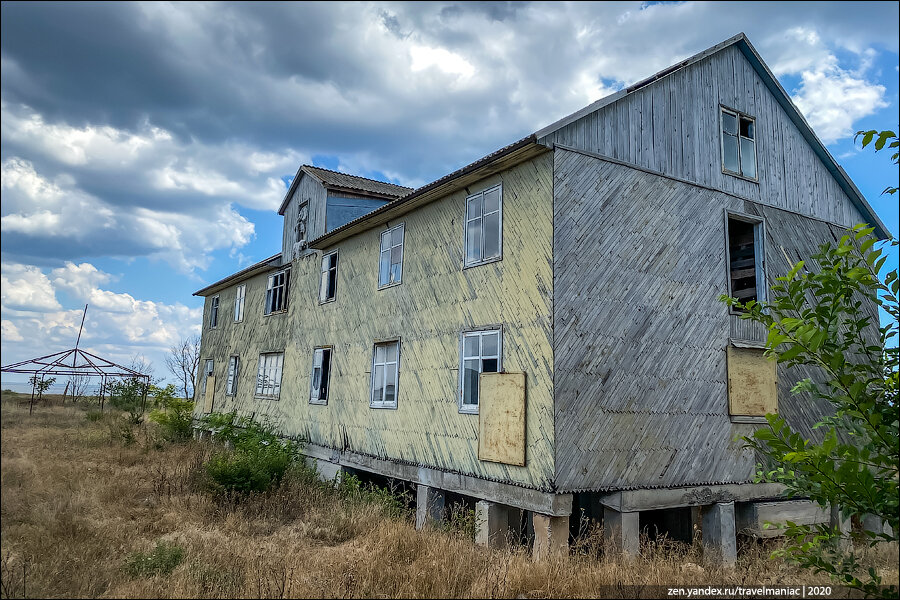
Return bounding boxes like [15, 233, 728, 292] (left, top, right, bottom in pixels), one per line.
[1, 1, 898, 386]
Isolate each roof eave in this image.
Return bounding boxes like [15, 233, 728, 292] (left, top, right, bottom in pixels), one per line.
[193, 253, 283, 297]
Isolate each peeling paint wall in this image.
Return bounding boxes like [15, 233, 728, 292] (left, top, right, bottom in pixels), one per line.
[197, 153, 555, 490]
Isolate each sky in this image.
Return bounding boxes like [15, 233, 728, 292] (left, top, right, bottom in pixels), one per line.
[1, 1, 898, 386]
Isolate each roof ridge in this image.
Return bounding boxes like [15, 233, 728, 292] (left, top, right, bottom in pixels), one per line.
[302, 164, 413, 191]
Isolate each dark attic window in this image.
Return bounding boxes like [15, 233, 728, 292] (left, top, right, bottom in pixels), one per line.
[727, 217, 763, 307]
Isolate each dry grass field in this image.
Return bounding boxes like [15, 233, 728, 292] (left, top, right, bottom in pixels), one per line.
[1, 391, 896, 598]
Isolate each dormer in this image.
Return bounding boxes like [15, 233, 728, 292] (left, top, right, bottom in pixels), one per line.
[278, 165, 412, 262]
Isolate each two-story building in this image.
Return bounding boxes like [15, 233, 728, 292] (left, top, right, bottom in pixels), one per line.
[192, 34, 888, 561]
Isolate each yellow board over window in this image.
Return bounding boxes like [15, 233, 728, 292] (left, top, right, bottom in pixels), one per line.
[727, 346, 777, 416]
[204, 375, 216, 414]
[478, 372, 526, 466]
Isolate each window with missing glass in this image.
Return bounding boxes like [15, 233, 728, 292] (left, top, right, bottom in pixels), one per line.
[225, 355, 239, 396]
[255, 352, 284, 399]
[464, 184, 502, 267]
[721, 108, 757, 179]
[459, 328, 501, 413]
[310, 347, 332, 405]
[320, 251, 338, 303]
[209, 295, 219, 328]
[370, 340, 399, 409]
[378, 224, 404, 288]
[234, 284, 245, 322]
[265, 270, 288, 314]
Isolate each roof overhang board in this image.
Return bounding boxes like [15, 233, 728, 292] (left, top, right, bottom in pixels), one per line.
[193, 253, 283, 297]
[278, 166, 307, 215]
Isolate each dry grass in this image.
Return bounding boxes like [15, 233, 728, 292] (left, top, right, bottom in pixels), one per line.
[1, 392, 896, 598]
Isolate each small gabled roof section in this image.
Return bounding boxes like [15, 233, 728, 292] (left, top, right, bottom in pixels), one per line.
[535, 33, 889, 239]
[278, 165, 412, 215]
[193, 253, 282, 297]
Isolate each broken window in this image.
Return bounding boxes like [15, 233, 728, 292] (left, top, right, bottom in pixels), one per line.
[371, 340, 399, 408]
[465, 184, 502, 267]
[255, 352, 283, 399]
[310, 347, 332, 405]
[320, 251, 338, 303]
[234, 284, 245, 322]
[209, 295, 219, 328]
[225, 355, 239, 396]
[379, 224, 405, 287]
[721, 108, 757, 179]
[201, 359, 214, 396]
[265, 270, 288, 314]
[460, 328, 502, 412]
[727, 215, 766, 306]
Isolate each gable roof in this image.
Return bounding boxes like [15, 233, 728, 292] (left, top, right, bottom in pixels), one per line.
[535, 32, 889, 239]
[193, 253, 282, 297]
[278, 164, 412, 215]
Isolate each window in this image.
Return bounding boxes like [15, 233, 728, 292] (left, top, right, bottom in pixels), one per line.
[310, 347, 332, 405]
[265, 270, 288, 314]
[370, 340, 399, 408]
[460, 329, 502, 412]
[378, 224, 405, 287]
[727, 345, 776, 420]
[225, 355, 239, 396]
[255, 352, 284, 399]
[209, 296, 219, 328]
[201, 359, 214, 395]
[726, 215, 766, 307]
[320, 251, 338, 303]
[465, 185, 502, 267]
[234, 284, 246, 322]
[721, 108, 757, 179]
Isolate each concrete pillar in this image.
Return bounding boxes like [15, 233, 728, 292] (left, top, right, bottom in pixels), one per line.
[702, 502, 737, 567]
[415, 485, 445, 530]
[476, 501, 513, 548]
[532, 513, 569, 559]
[830, 505, 851, 550]
[306, 457, 343, 484]
[603, 507, 640, 557]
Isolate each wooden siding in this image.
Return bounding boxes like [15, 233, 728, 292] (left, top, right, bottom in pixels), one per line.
[197, 153, 556, 490]
[281, 173, 327, 260]
[552, 148, 849, 492]
[539, 44, 869, 231]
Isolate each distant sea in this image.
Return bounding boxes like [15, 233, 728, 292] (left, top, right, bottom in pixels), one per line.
[1, 379, 104, 394]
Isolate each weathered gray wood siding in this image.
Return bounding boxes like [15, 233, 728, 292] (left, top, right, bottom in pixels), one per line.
[281, 174, 327, 260]
[552, 148, 854, 492]
[539, 44, 869, 230]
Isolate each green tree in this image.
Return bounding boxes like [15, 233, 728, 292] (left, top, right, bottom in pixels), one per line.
[28, 375, 55, 395]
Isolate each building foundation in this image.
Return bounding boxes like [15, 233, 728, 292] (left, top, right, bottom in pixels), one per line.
[415, 484, 446, 530]
[603, 507, 640, 557]
[702, 501, 737, 567]
[532, 513, 569, 559]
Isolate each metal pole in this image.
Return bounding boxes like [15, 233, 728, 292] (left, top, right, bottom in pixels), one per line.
[141, 378, 149, 415]
[29, 377, 36, 416]
[74, 304, 88, 352]
[100, 376, 106, 413]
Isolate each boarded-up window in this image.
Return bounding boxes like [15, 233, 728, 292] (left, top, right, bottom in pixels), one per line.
[460, 329, 501, 413]
[727, 216, 766, 306]
[478, 372, 526, 466]
[201, 359, 214, 396]
[320, 252, 338, 303]
[727, 346, 777, 416]
[310, 347, 332, 405]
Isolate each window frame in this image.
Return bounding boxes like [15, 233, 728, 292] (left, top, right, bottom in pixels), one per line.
[264, 269, 289, 315]
[370, 339, 400, 409]
[254, 351, 284, 399]
[309, 346, 333, 405]
[719, 106, 758, 182]
[319, 250, 339, 304]
[378, 223, 406, 289]
[209, 295, 219, 329]
[458, 326, 503, 414]
[234, 284, 246, 322]
[724, 210, 767, 314]
[463, 183, 503, 268]
[201, 358, 214, 396]
[225, 355, 239, 396]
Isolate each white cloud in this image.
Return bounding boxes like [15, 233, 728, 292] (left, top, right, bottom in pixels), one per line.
[0, 263, 62, 312]
[1, 320, 24, 343]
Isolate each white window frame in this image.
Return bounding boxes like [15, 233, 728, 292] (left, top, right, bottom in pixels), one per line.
[370, 340, 400, 409]
[234, 284, 246, 322]
[264, 269, 288, 315]
[720, 106, 758, 181]
[378, 223, 405, 288]
[725, 211, 767, 314]
[225, 355, 239, 396]
[309, 346, 333, 405]
[255, 352, 284, 399]
[209, 295, 219, 329]
[458, 327, 503, 414]
[464, 184, 503, 268]
[201, 358, 214, 396]
[319, 251, 338, 304]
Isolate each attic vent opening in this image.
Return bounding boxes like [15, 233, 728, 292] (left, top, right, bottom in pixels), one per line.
[727, 216, 765, 306]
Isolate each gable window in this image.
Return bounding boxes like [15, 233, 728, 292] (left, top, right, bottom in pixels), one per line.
[320, 251, 338, 303]
[726, 214, 766, 308]
[201, 359, 214, 396]
[460, 328, 502, 413]
[310, 347, 332, 405]
[234, 284, 246, 322]
[464, 184, 502, 267]
[255, 352, 284, 399]
[370, 340, 399, 409]
[265, 270, 288, 314]
[721, 108, 757, 179]
[225, 355, 239, 396]
[379, 224, 405, 287]
[209, 296, 219, 328]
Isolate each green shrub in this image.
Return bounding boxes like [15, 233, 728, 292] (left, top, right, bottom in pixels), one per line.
[108, 377, 147, 423]
[148, 384, 194, 442]
[336, 474, 410, 520]
[124, 541, 184, 578]
[85, 410, 104, 422]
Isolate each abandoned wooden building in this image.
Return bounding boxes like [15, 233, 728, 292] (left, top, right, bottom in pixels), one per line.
[192, 33, 889, 562]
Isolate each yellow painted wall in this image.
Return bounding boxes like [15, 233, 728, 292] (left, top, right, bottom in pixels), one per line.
[196, 153, 555, 489]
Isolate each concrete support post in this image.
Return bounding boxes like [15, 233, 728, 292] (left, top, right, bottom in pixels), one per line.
[603, 507, 640, 557]
[862, 514, 893, 539]
[702, 502, 737, 567]
[830, 505, 851, 550]
[532, 513, 569, 559]
[306, 457, 343, 484]
[415, 485, 445, 531]
[476, 501, 512, 548]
